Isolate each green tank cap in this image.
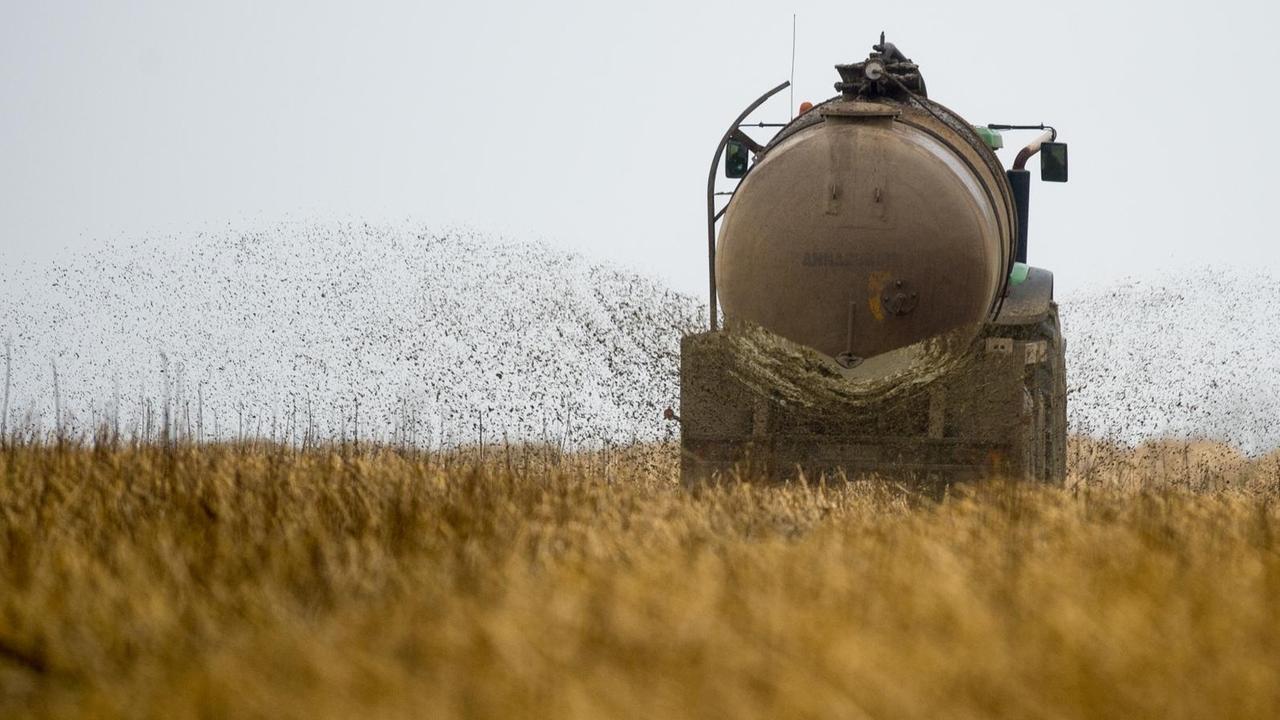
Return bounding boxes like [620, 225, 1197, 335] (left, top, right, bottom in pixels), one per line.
[974, 126, 1003, 150]
[1009, 262, 1030, 285]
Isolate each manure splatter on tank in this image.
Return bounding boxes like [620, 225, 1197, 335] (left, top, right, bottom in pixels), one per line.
[695, 322, 981, 414]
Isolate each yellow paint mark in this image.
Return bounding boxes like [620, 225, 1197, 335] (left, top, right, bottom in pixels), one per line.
[867, 271, 892, 322]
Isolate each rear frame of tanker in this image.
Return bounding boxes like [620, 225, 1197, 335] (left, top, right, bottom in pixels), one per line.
[680, 36, 1069, 486]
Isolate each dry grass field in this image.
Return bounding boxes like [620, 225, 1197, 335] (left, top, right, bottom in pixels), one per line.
[2, 438, 1279, 719]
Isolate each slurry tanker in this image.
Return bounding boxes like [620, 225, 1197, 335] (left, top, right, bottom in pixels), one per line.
[681, 35, 1069, 484]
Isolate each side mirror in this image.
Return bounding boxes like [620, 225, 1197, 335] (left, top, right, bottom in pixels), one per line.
[724, 139, 750, 179]
[1041, 142, 1068, 182]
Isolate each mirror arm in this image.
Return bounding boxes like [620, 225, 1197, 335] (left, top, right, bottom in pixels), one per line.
[706, 80, 790, 332]
[728, 129, 765, 155]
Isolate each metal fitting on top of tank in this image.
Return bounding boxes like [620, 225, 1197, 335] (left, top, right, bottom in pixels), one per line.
[834, 32, 926, 98]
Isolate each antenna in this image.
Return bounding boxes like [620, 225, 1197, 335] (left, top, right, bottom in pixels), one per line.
[789, 14, 797, 119]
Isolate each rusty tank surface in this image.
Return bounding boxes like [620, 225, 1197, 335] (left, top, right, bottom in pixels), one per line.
[681, 36, 1069, 485]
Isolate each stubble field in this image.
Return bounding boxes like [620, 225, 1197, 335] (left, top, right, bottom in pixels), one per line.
[1, 438, 1278, 719]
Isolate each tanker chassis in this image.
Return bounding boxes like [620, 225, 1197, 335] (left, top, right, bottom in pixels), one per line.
[681, 36, 1068, 485]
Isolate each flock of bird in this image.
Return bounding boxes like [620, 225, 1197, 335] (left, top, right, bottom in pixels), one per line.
[1061, 270, 1280, 454]
[1, 224, 1274, 453]
[0, 224, 700, 446]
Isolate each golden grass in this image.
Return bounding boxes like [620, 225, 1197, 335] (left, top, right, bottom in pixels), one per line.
[2, 439, 1279, 719]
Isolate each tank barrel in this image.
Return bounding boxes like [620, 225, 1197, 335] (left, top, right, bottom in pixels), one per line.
[715, 44, 1016, 360]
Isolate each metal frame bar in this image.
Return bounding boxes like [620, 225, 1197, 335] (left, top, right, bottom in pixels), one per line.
[705, 80, 790, 331]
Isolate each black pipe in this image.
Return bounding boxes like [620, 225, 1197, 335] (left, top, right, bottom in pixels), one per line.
[1007, 169, 1030, 263]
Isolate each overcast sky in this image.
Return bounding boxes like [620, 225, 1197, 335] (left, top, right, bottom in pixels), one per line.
[3, 0, 1277, 297]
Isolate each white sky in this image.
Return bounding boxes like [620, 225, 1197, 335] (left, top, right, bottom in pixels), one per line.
[2, 0, 1277, 297]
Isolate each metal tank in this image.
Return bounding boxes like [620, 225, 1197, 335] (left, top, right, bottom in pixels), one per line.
[717, 93, 1016, 364]
[679, 36, 1070, 486]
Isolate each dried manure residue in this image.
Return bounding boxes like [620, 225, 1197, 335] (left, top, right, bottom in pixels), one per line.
[698, 321, 982, 411]
[3, 440, 1279, 719]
